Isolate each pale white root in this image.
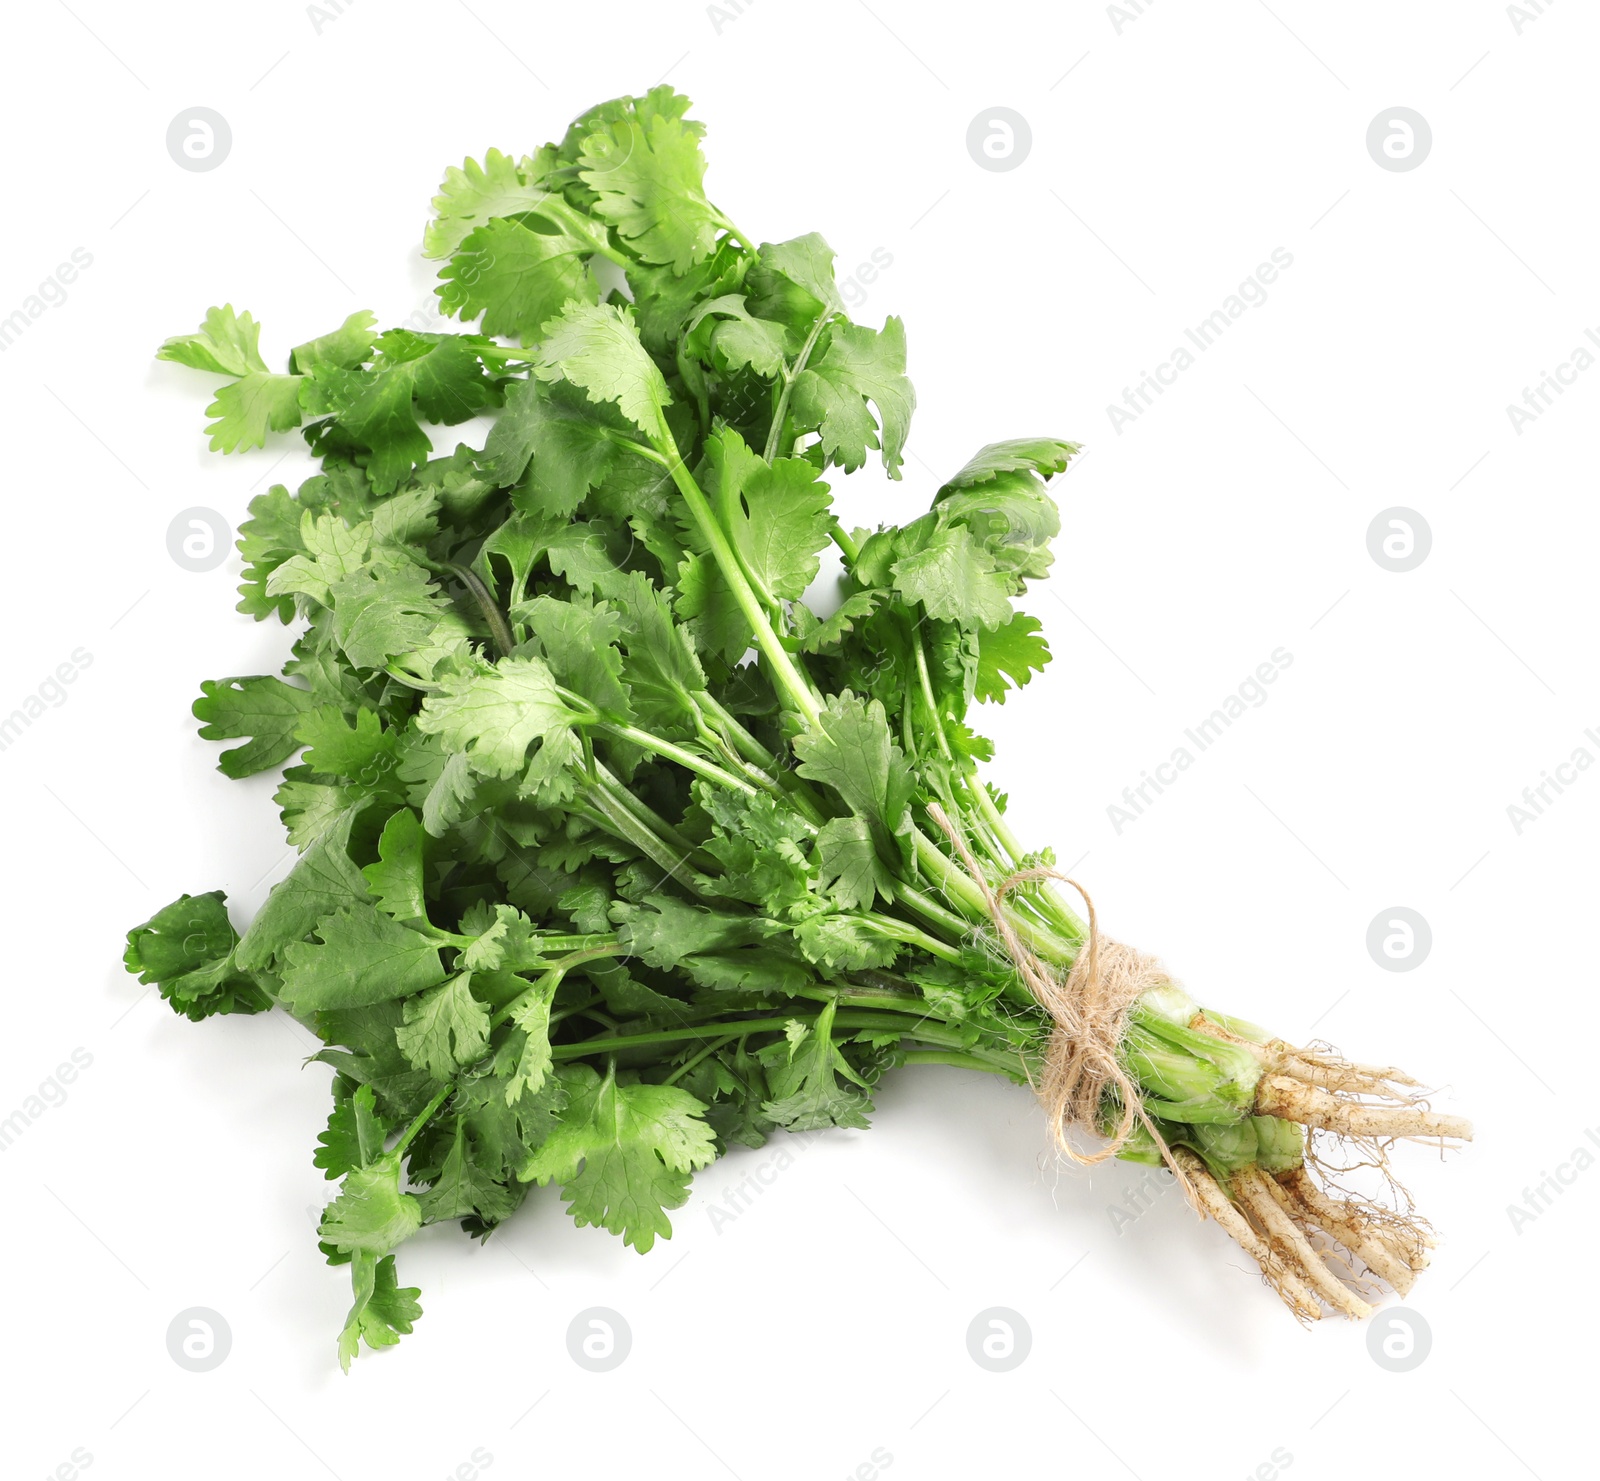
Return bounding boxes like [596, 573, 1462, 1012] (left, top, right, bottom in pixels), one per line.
[1172, 1149, 1323, 1321]
[1255, 1075, 1474, 1142]
[1276, 1051, 1418, 1097]
[1278, 1167, 1421, 1295]
[1273, 1042, 1421, 1090]
[1233, 1167, 1375, 1318]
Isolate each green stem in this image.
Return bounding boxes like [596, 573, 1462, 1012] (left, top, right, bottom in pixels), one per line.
[581, 789, 709, 897]
[694, 692, 829, 826]
[591, 764, 707, 863]
[415, 558, 516, 658]
[899, 1049, 1022, 1079]
[828, 517, 860, 565]
[551, 1008, 1012, 1063]
[697, 690, 778, 770]
[654, 428, 823, 725]
[968, 778, 1087, 940]
[763, 311, 830, 464]
[912, 635, 953, 764]
[911, 828, 1079, 967]
[490, 947, 626, 1031]
[861, 911, 963, 966]
[601, 723, 764, 801]
[548, 991, 602, 1026]
[894, 877, 983, 944]
[520, 192, 633, 269]
[393, 1084, 454, 1158]
[661, 1034, 736, 1087]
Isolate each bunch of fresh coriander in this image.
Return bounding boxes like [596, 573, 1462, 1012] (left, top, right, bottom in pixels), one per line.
[126, 88, 1468, 1366]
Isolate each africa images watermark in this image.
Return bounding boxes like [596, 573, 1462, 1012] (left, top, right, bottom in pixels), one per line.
[1504, 726, 1600, 834]
[1107, 1161, 1176, 1234]
[0, 1048, 93, 1153]
[1107, 0, 1159, 36]
[1107, 248, 1294, 434]
[1504, 327, 1600, 434]
[0, 248, 93, 353]
[707, 0, 756, 35]
[704, 1133, 819, 1232]
[1108, 647, 1295, 834]
[0, 647, 94, 755]
[1508, 1, 1560, 36]
[1506, 1122, 1600, 1233]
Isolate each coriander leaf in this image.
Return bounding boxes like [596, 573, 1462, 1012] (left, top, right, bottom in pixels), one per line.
[519, 593, 632, 719]
[627, 239, 747, 351]
[676, 945, 812, 996]
[235, 803, 372, 972]
[683, 294, 787, 377]
[697, 785, 814, 918]
[417, 1118, 520, 1224]
[424, 147, 558, 259]
[705, 428, 833, 603]
[761, 1001, 872, 1131]
[789, 317, 914, 477]
[797, 589, 880, 654]
[458, 902, 541, 971]
[320, 1156, 422, 1256]
[614, 892, 770, 967]
[755, 233, 846, 318]
[544, 521, 626, 594]
[280, 902, 446, 1014]
[337, 1251, 423, 1372]
[405, 747, 479, 837]
[520, 1064, 717, 1252]
[973, 613, 1051, 703]
[314, 1081, 392, 1180]
[266, 511, 373, 607]
[395, 975, 491, 1080]
[531, 301, 671, 438]
[599, 570, 706, 734]
[361, 808, 430, 926]
[331, 562, 467, 673]
[520, 719, 584, 807]
[794, 913, 900, 972]
[475, 509, 565, 608]
[578, 100, 723, 272]
[792, 692, 915, 849]
[451, 1053, 566, 1177]
[415, 654, 572, 779]
[503, 973, 559, 1102]
[891, 522, 1014, 630]
[482, 376, 621, 514]
[938, 436, 1080, 490]
[935, 476, 1061, 582]
[236, 483, 307, 622]
[557, 85, 698, 164]
[276, 773, 353, 852]
[303, 331, 499, 495]
[297, 706, 398, 784]
[813, 815, 895, 910]
[370, 486, 444, 547]
[558, 879, 613, 935]
[203, 372, 305, 454]
[291, 311, 379, 375]
[436, 216, 599, 342]
[675, 551, 751, 667]
[123, 891, 273, 1020]
[157, 304, 268, 376]
[193, 675, 318, 778]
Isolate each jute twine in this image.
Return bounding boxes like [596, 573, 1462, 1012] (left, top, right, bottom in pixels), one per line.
[927, 805, 1194, 1194]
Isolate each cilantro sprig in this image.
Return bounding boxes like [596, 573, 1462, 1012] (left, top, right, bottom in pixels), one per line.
[131, 87, 1468, 1363]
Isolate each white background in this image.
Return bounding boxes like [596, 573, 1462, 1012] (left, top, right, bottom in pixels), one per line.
[0, 2, 1590, 1478]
